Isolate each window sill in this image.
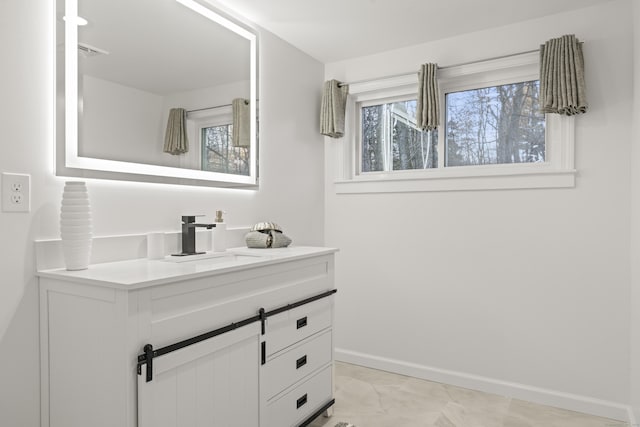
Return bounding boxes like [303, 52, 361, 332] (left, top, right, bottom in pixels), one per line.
[334, 166, 576, 194]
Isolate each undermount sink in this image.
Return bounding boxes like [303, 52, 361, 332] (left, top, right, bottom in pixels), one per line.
[161, 251, 265, 264]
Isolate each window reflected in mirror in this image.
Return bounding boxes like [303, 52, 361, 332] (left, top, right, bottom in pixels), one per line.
[201, 124, 250, 176]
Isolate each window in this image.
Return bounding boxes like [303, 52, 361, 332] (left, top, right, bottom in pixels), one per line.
[184, 106, 253, 179]
[335, 51, 575, 193]
[360, 98, 438, 173]
[445, 80, 545, 167]
[201, 124, 250, 176]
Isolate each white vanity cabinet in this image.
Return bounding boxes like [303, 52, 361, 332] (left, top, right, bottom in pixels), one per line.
[261, 297, 335, 426]
[37, 247, 337, 427]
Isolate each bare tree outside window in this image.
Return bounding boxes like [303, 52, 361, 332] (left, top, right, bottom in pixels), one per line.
[361, 100, 437, 173]
[445, 80, 545, 167]
[362, 105, 385, 172]
[359, 81, 543, 174]
[201, 124, 250, 175]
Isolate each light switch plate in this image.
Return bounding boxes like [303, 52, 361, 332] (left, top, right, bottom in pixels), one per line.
[2, 173, 31, 213]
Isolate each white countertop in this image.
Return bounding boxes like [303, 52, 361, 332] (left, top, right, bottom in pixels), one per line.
[36, 246, 338, 290]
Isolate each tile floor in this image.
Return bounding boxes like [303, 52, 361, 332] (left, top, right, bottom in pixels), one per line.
[309, 362, 627, 427]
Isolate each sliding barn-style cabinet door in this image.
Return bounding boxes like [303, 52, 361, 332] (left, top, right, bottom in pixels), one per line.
[137, 323, 261, 427]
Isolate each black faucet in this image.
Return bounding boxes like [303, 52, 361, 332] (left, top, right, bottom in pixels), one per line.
[172, 215, 217, 256]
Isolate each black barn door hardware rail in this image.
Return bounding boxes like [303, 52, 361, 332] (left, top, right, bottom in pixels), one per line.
[263, 289, 337, 318]
[137, 288, 337, 382]
[136, 313, 261, 381]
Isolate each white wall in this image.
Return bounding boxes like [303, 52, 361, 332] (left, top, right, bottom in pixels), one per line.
[81, 76, 167, 166]
[0, 0, 324, 425]
[325, 0, 632, 419]
[630, 0, 640, 423]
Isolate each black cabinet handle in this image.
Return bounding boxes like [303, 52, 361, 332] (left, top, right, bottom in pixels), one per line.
[297, 393, 308, 409]
[296, 355, 307, 369]
[296, 316, 307, 329]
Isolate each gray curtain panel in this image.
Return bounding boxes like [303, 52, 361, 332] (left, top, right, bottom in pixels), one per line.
[417, 63, 440, 131]
[232, 98, 251, 147]
[320, 79, 349, 138]
[163, 108, 189, 155]
[539, 34, 587, 115]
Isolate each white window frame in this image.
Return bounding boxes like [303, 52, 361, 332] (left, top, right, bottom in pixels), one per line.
[357, 94, 437, 175]
[182, 107, 233, 172]
[333, 51, 576, 193]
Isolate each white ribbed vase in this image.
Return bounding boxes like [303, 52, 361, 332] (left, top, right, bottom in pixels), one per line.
[60, 181, 92, 270]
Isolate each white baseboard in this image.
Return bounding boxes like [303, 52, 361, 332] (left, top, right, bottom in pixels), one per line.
[335, 348, 630, 423]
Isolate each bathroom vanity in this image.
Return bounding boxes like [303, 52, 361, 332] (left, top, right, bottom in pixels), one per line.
[36, 246, 337, 427]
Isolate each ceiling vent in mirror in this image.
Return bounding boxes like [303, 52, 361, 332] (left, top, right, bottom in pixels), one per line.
[78, 42, 109, 58]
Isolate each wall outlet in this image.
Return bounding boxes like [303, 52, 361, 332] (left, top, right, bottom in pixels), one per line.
[2, 173, 31, 213]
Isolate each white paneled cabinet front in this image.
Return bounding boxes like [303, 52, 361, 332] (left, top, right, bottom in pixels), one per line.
[138, 323, 261, 427]
[38, 249, 336, 427]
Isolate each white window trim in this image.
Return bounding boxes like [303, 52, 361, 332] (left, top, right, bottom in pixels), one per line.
[333, 51, 576, 194]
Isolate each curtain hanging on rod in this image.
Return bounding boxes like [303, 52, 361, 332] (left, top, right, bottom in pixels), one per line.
[232, 98, 250, 147]
[539, 34, 587, 115]
[163, 108, 189, 155]
[320, 79, 349, 138]
[416, 63, 440, 131]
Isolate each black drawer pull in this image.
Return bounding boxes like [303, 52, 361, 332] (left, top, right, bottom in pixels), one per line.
[296, 393, 308, 409]
[296, 316, 308, 329]
[296, 355, 307, 369]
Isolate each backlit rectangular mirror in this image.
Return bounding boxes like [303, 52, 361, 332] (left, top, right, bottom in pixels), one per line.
[55, 0, 258, 187]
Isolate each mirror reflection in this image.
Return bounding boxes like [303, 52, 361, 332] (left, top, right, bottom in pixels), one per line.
[57, 0, 258, 186]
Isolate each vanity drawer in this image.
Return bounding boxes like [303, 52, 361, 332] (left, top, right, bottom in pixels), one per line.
[264, 329, 332, 399]
[266, 297, 333, 355]
[265, 365, 332, 427]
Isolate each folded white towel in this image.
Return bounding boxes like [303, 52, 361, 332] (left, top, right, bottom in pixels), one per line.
[245, 230, 292, 248]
